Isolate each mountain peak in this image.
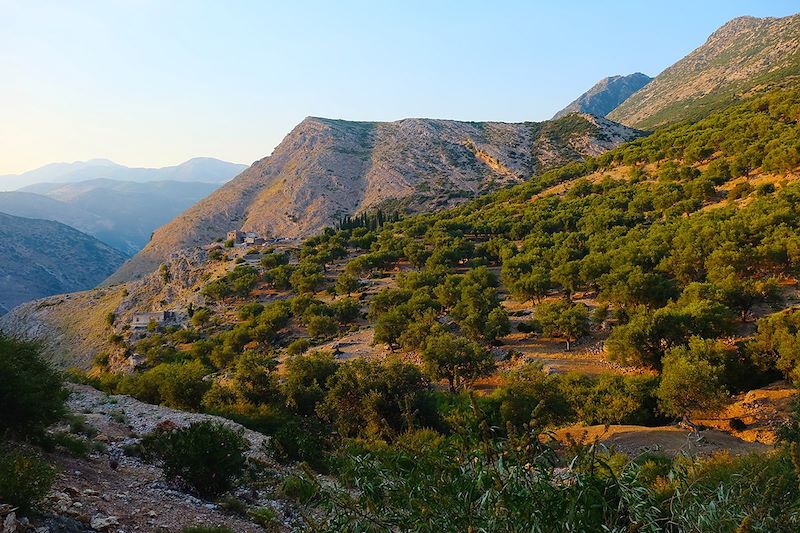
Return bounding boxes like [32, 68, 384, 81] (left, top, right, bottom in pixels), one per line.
[609, 13, 800, 129]
[552, 73, 653, 120]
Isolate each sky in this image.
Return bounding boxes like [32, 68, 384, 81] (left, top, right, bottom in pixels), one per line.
[0, 0, 797, 175]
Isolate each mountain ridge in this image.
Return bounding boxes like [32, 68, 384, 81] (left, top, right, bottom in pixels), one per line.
[0, 211, 127, 313]
[609, 13, 800, 129]
[104, 113, 643, 284]
[0, 157, 247, 190]
[0, 180, 220, 255]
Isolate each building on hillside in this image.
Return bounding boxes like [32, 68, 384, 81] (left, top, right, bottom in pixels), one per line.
[244, 232, 266, 246]
[227, 230, 245, 244]
[130, 310, 186, 332]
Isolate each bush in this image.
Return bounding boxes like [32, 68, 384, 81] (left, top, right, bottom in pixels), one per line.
[248, 506, 278, 529]
[286, 338, 311, 356]
[217, 494, 247, 515]
[156, 421, 249, 498]
[283, 351, 338, 415]
[117, 360, 211, 411]
[280, 473, 317, 504]
[306, 314, 339, 338]
[270, 419, 329, 471]
[0, 446, 56, 511]
[0, 334, 66, 437]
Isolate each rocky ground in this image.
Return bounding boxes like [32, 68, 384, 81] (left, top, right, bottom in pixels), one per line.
[3, 384, 300, 533]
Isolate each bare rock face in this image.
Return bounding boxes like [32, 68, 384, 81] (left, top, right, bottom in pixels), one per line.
[609, 14, 800, 129]
[552, 73, 652, 119]
[107, 114, 642, 284]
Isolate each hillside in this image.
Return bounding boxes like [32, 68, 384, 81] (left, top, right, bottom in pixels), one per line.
[552, 73, 652, 119]
[106, 114, 643, 284]
[6, 86, 800, 532]
[609, 14, 800, 129]
[0, 157, 246, 190]
[0, 212, 126, 314]
[6, 86, 800, 376]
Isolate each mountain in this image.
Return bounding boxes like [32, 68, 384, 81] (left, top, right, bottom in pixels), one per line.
[609, 14, 800, 129]
[105, 113, 643, 284]
[0, 212, 126, 314]
[0, 180, 220, 255]
[552, 73, 652, 119]
[0, 191, 112, 242]
[0, 157, 247, 190]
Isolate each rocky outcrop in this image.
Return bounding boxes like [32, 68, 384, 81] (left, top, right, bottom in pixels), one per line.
[107, 114, 643, 284]
[0, 247, 208, 369]
[552, 73, 652, 119]
[609, 14, 800, 129]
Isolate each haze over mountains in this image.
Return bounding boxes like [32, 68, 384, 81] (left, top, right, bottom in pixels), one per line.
[0, 157, 244, 311]
[0, 157, 246, 191]
[0, 212, 126, 314]
[9, 180, 219, 255]
[0, 158, 244, 255]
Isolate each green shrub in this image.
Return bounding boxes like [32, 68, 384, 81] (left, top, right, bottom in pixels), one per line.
[0, 335, 66, 438]
[43, 432, 93, 457]
[286, 338, 311, 356]
[217, 494, 247, 515]
[270, 419, 329, 471]
[0, 446, 56, 511]
[117, 360, 211, 411]
[182, 527, 234, 533]
[157, 421, 249, 498]
[248, 506, 278, 529]
[280, 473, 317, 504]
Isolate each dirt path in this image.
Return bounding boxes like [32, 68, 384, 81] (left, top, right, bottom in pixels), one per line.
[549, 424, 769, 457]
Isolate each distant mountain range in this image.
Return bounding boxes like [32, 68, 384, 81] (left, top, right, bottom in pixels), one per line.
[609, 14, 800, 129]
[0, 157, 247, 191]
[0, 180, 221, 255]
[553, 73, 652, 119]
[0, 212, 126, 314]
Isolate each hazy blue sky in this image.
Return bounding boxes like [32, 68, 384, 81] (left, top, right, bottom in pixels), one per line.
[0, 0, 797, 174]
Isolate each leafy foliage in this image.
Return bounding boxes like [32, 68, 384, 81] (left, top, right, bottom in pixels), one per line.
[0, 334, 66, 438]
[151, 421, 249, 498]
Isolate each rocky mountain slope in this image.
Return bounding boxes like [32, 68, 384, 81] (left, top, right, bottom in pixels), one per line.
[0, 157, 246, 190]
[609, 14, 800, 129]
[0, 212, 126, 314]
[107, 114, 642, 284]
[552, 73, 652, 119]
